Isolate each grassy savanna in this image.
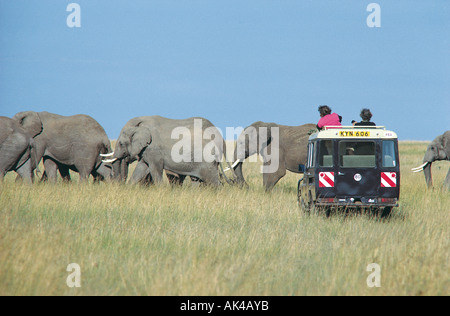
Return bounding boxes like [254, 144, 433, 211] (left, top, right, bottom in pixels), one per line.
[0, 141, 448, 296]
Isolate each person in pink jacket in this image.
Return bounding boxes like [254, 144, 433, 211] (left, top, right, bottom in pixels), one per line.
[317, 105, 342, 130]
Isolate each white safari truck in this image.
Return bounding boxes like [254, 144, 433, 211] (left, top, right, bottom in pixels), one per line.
[297, 126, 400, 217]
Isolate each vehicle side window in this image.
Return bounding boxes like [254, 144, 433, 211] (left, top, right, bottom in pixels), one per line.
[307, 142, 316, 168]
[382, 140, 396, 167]
[313, 142, 317, 168]
[339, 141, 376, 168]
[319, 140, 333, 167]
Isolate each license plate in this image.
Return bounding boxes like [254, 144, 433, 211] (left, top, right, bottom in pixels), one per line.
[339, 131, 370, 137]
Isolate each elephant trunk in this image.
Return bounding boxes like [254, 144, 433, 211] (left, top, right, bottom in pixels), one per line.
[233, 161, 246, 186]
[111, 159, 122, 181]
[103, 141, 128, 180]
[109, 152, 131, 182]
[423, 162, 433, 188]
[226, 124, 267, 187]
[121, 159, 129, 181]
[411, 160, 433, 188]
[231, 142, 247, 186]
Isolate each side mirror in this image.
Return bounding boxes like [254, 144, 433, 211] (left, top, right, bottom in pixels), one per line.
[298, 164, 306, 173]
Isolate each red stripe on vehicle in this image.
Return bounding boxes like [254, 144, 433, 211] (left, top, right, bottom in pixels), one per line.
[381, 172, 396, 187]
[319, 172, 334, 187]
[322, 173, 334, 187]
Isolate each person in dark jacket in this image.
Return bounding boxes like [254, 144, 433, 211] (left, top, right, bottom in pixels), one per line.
[352, 108, 376, 126]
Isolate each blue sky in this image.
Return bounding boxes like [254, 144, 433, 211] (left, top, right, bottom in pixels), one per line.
[0, 0, 449, 140]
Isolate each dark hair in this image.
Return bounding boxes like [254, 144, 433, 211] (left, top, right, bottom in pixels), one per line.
[360, 108, 373, 121]
[318, 105, 332, 117]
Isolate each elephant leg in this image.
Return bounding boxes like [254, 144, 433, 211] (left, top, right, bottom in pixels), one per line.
[43, 158, 59, 183]
[0, 170, 5, 182]
[14, 169, 25, 181]
[76, 161, 95, 183]
[15, 159, 34, 184]
[143, 173, 154, 185]
[233, 162, 248, 187]
[263, 165, 286, 191]
[78, 169, 91, 183]
[199, 165, 220, 187]
[444, 167, 450, 189]
[121, 160, 129, 182]
[146, 160, 164, 184]
[130, 161, 151, 184]
[261, 147, 286, 191]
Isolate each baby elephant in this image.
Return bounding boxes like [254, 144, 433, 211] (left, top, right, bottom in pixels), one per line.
[0, 116, 37, 183]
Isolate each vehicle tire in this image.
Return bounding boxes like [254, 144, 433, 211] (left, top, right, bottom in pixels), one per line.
[298, 179, 312, 213]
[380, 206, 393, 218]
[297, 179, 303, 208]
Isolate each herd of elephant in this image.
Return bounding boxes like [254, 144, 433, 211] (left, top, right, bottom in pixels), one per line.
[0, 111, 449, 190]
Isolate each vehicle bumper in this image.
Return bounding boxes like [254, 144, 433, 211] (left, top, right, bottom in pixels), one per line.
[315, 197, 398, 208]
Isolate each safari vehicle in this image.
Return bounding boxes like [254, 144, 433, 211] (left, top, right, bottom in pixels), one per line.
[297, 126, 400, 216]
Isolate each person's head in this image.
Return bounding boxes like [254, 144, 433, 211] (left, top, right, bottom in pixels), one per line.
[360, 108, 373, 121]
[318, 105, 332, 118]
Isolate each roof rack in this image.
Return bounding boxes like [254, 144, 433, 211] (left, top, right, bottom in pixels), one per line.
[322, 126, 386, 130]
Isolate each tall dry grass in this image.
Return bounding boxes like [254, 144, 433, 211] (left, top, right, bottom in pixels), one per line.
[0, 141, 448, 295]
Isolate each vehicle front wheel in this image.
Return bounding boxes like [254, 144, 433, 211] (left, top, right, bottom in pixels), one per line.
[298, 180, 312, 213]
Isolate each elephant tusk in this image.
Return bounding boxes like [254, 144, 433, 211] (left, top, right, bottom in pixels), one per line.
[412, 169, 424, 173]
[224, 159, 242, 172]
[231, 159, 242, 168]
[411, 162, 429, 171]
[100, 152, 115, 157]
[102, 158, 118, 163]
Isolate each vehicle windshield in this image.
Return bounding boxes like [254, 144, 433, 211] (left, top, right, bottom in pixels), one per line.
[339, 141, 375, 168]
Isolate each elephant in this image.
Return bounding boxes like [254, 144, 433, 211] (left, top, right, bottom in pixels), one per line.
[0, 116, 37, 183]
[104, 116, 233, 186]
[229, 121, 316, 191]
[13, 111, 113, 183]
[412, 131, 450, 189]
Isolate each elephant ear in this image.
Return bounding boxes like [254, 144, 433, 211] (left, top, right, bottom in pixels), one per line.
[13, 111, 43, 138]
[264, 125, 272, 147]
[129, 126, 152, 158]
[254, 122, 276, 148]
[238, 125, 258, 158]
